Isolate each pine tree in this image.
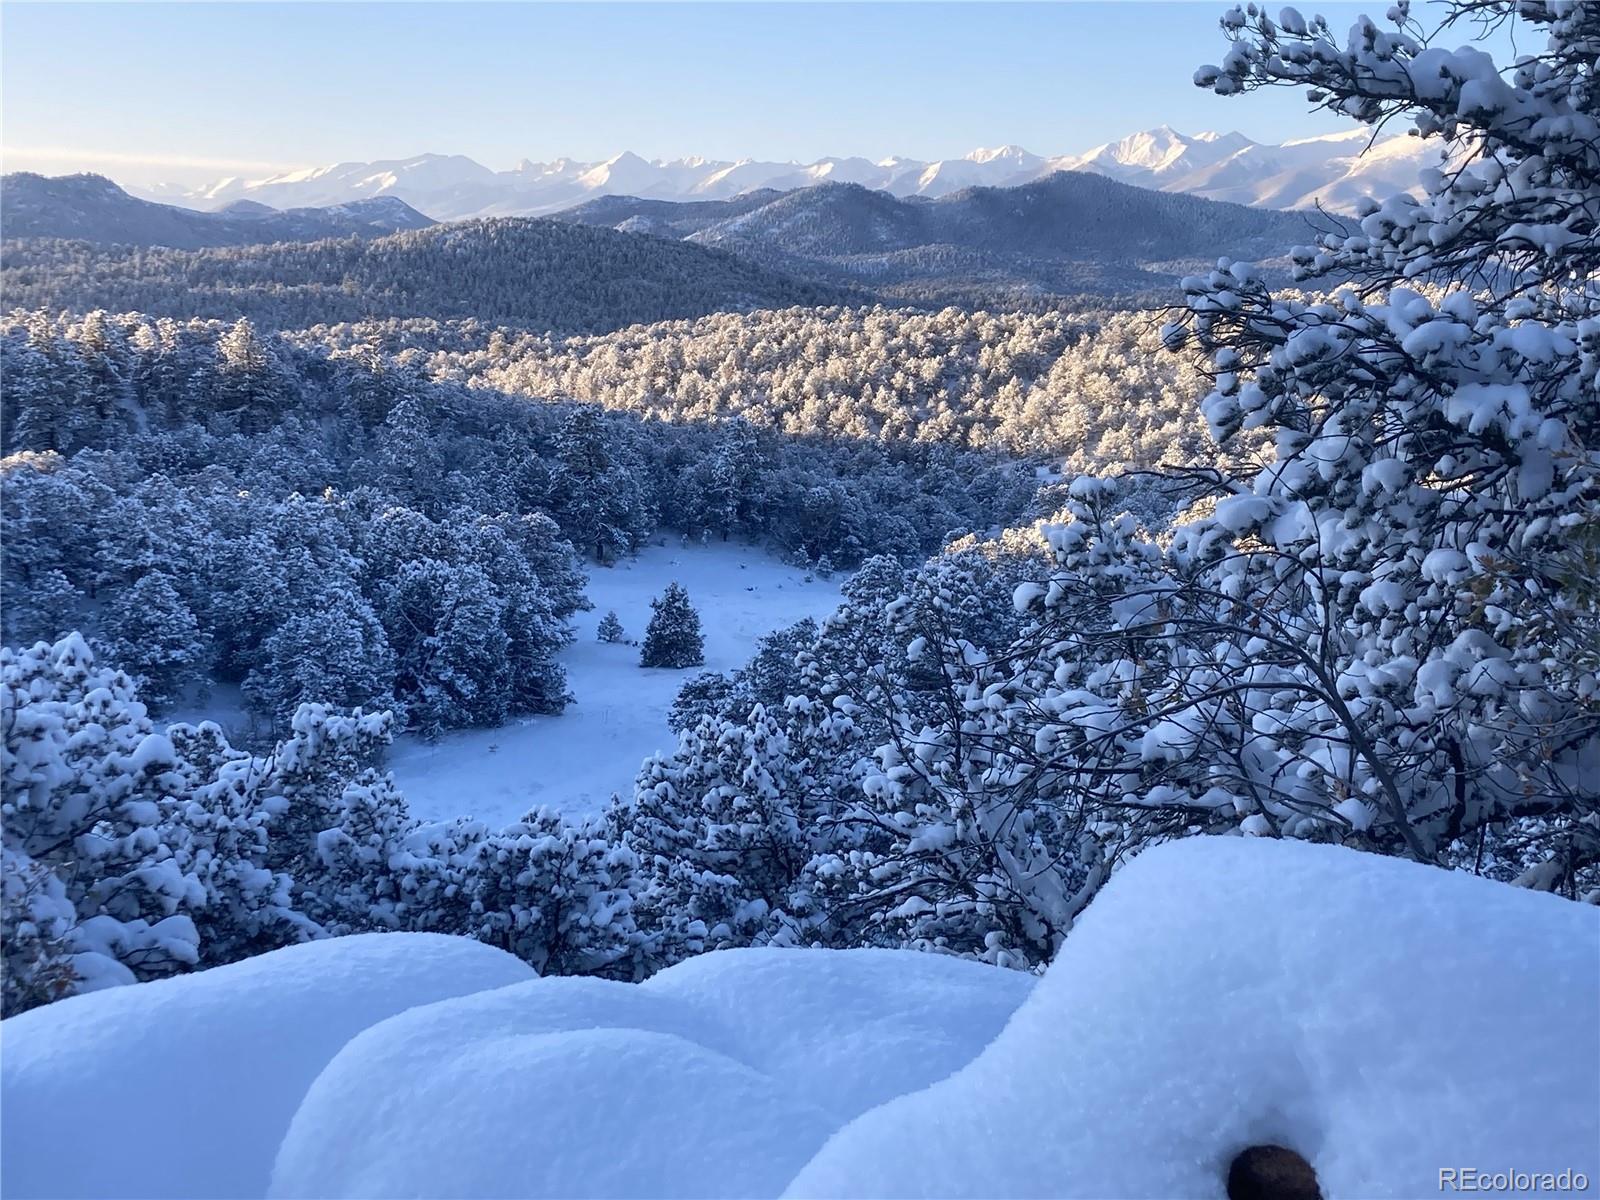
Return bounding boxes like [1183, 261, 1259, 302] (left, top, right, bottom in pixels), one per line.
[213, 318, 288, 435]
[98, 571, 207, 708]
[1, 324, 57, 452]
[640, 583, 705, 669]
[243, 588, 397, 729]
[550, 407, 652, 563]
[371, 392, 444, 507]
[376, 558, 512, 734]
[468, 808, 642, 978]
[9, 316, 88, 453]
[1, 634, 205, 1010]
[597, 611, 625, 643]
[72, 309, 130, 446]
[0, 568, 80, 647]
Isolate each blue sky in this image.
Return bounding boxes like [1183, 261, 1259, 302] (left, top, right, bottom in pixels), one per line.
[1, 2, 1495, 186]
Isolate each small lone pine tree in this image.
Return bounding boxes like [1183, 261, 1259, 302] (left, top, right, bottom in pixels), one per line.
[597, 610, 625, 643]
[640, 583, 705, 669]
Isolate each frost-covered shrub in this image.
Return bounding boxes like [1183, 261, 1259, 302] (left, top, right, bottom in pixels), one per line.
[1, 636, 435, 1014]
[1, 843, 83, 1014]
[466, 809, 643, 978]
[620, 705, 832, 958]
[1, 635, 207, 1009]
[1160, 0, 1600, 889]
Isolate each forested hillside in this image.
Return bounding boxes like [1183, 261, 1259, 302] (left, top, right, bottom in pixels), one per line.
[556, 173, 1343, 302]
[375, 304, 1227, 468]
[0, 308, 1041, 735]
[550, 189, 788, 238]
[2, 169, 1336, 325]
[0, 219, 860, 333]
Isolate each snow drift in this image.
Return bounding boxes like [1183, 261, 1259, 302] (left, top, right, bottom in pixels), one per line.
[0, 935, 535, 1200]
[268, 949, 1035, 1199]
[3, 839, 1593, 1200]
[790, 839, 1600, 1199]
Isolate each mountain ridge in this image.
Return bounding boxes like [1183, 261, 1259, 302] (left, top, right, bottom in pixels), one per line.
[0, 172, 436, 248]
[554, 173, 1345, 303]
[124, 126, 1437, 220]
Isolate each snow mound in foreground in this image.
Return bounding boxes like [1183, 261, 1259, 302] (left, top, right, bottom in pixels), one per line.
[1, 934, 535, 1200]
[6, 840, 1593, 1200]
[790, 838, 1600, 1199]
[269, 949, 1034, 1199]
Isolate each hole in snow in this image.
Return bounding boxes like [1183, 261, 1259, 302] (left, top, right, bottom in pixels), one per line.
[1227, 1145, 1322, 1200]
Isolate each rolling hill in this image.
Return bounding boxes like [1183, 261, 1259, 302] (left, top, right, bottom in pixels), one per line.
[555, 172, 1346, 302]
[0, 173, 435, 248]
[0, 217, 862, 333]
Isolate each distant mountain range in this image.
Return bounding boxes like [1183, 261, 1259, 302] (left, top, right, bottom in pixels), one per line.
[1, 173, 434, 248]
[4, 162, 1349, 318]
[127, 126, 1438, 220]
[553, 172, 1344, 302]
[1065, 126, 1440, 214]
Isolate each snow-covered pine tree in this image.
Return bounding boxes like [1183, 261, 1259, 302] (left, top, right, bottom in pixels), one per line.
[97, 570, 208, 708]
[453, 514, 576, 718]
[1, 635, 207, 1010]
[550, 407, 653, 564]
[0, 320, 59, 452]
[615, 696, 864, 963]
[796, 547, 1094, 967]
[597, 611, 625, 643]
[71, 310, 131, 447]
[242, 588, 397, 729]
[212, 317, 288, 435]
[1157, 0, 1600, 891]
[668, 619, 819, 732]
[640, 582, 706, 669]
[667, 671, 736, 733]
[370, 392, 445, 508]
[467, 808, 643, 978]
[373, 558, 511, 734]
[17, 316, 94, 453]
[0, 567, 80, 648]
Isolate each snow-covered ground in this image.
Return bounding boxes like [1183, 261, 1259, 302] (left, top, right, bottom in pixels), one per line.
[0, 934, 534, 1200]
[6, 839, 1595, 1200]
[388, 540, 844, 825]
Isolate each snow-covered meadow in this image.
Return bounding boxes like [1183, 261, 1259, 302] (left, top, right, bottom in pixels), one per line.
[388, 541, 842, 824]
[5, 839, 1595, 1200]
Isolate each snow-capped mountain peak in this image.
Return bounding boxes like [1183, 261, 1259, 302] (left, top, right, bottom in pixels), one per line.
[1059, 127, 1255, 178]
[965, 145, 1040, 165]
[577, 151, 657, 191]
